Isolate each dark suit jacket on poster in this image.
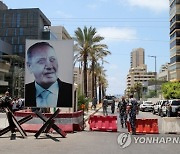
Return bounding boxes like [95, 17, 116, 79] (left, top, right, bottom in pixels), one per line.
[25, 78, 72, 107]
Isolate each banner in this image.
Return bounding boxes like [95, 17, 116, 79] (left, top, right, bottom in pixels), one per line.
[25, 40, 73, 108]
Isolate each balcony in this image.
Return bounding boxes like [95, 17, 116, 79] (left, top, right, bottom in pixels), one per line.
[0, 61, 10, 73]
[0, 80, 8, 86]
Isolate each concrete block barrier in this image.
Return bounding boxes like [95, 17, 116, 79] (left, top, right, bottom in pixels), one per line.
[162, 117, 180, 134]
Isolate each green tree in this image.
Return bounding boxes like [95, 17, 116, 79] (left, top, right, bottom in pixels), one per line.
[162, 82, 180, 99]
[134, 82, 142, 100]
[74, 26, 107, 97]
[89, 44, 111, 98]
[77, 94, 89, 111]
[95, 64, 107, 103]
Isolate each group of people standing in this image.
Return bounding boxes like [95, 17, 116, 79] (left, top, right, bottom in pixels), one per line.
[102, 94, 139, 135]
[0, 91, 24, 112]
[102, 96, 116, 116]
[117, 94, 139, 135]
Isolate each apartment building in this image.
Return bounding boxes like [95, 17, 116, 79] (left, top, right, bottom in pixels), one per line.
[169, 0, 180, 81]
[126, 48, 156, 95]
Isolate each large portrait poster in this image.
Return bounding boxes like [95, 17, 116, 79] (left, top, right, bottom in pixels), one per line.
[25, 40, 73, 108]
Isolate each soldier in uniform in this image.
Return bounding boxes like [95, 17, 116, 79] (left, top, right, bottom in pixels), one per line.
[91, 97, 97, 110]
[128, 94, 139, 135]
[0, 91, 15, 133]
[102, 96, 108, 116]
[111, 98, 115, 114]
[117, 96, 128, 128]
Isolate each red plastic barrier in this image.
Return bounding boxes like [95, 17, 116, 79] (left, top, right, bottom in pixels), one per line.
[127, 119, 159, 134]
[88, 115, 117, 132]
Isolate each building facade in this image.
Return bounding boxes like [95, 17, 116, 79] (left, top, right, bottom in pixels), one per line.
[49, 26, 72, 40]
[126, 48, 156, 96]
[0, 2, 73, 98]
[0, 39, 12, 94]
[169, 0, 180, 81]
[157, 63, 170, 81]
[131, 48, 145, 68]
[74, 67, 83, 94]
[0, 1, 51, 57]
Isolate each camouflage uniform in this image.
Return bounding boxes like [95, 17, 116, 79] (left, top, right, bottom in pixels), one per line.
[129, 98, 138, 134]
[103, 98, 108, 116]
[118, 100, 128, 128]
[111, 99, 115, 114]
[0, 93, 15, 133]
[91, 97, 97, 110]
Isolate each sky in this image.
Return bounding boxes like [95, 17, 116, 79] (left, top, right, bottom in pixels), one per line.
[2, 0, 170, 95]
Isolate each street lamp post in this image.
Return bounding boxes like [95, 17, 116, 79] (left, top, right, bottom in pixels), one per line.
[148, 55, 157, 97]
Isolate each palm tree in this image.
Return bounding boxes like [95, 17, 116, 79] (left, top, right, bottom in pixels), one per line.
[74, 26, 107, 97]
[129, 82, 142, 100]
[89, 44, 111, 98]
[95, 65, 108, 103]
[134, 82, 142, 100]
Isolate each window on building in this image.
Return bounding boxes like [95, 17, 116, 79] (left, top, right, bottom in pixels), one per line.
[170, 55, 180, 63]
[14, 28, 17, 36]
[5, 29, 8, 36]
[19, 45, 23, 53]
[13, 45, 17, 53]
[12, 13, 16, 27]
[19, 28, 23, 35]
[16, 13, 21, 27]
[2, 14, 6, 28]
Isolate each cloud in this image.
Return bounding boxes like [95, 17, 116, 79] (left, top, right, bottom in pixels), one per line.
[126, 0, 169, 12]
[97, 27, 138, 42]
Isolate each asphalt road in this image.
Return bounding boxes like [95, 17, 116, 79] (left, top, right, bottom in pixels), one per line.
[0, 131, 180, 154]
[0, 105, 180, 154]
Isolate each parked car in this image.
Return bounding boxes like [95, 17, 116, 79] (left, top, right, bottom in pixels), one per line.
[140, 101, 154, 112]
[105, 96, 116, 105]
[160, 101, 169, 117]
[161, 99, 180, 117]
[153, 100, 167, 115]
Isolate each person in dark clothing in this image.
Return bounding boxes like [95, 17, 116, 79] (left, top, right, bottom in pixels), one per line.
[91, 97, 97, 110]
[0, 91, 15, 133]
[102, 96, 108, 116]
[111, 99, 115, 114]
[128, 94, 139, 135]
[117, 96, 128, 128]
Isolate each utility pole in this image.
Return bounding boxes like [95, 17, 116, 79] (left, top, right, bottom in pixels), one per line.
[148, 55, 157, 97]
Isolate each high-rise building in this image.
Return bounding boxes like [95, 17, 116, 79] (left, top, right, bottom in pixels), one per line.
[169, 0, 180, 81]
[0, 39, 12, 93]
[0, 2, 72, 97]
[126, 48, 155, 97]
[157, 63, 170, 81]
[131, 48, 145, 68]
[0, 1, 51, 57]
[0, 1, 7, 10]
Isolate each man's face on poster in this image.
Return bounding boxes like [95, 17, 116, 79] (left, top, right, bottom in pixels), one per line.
[27, 46, 58, 88]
